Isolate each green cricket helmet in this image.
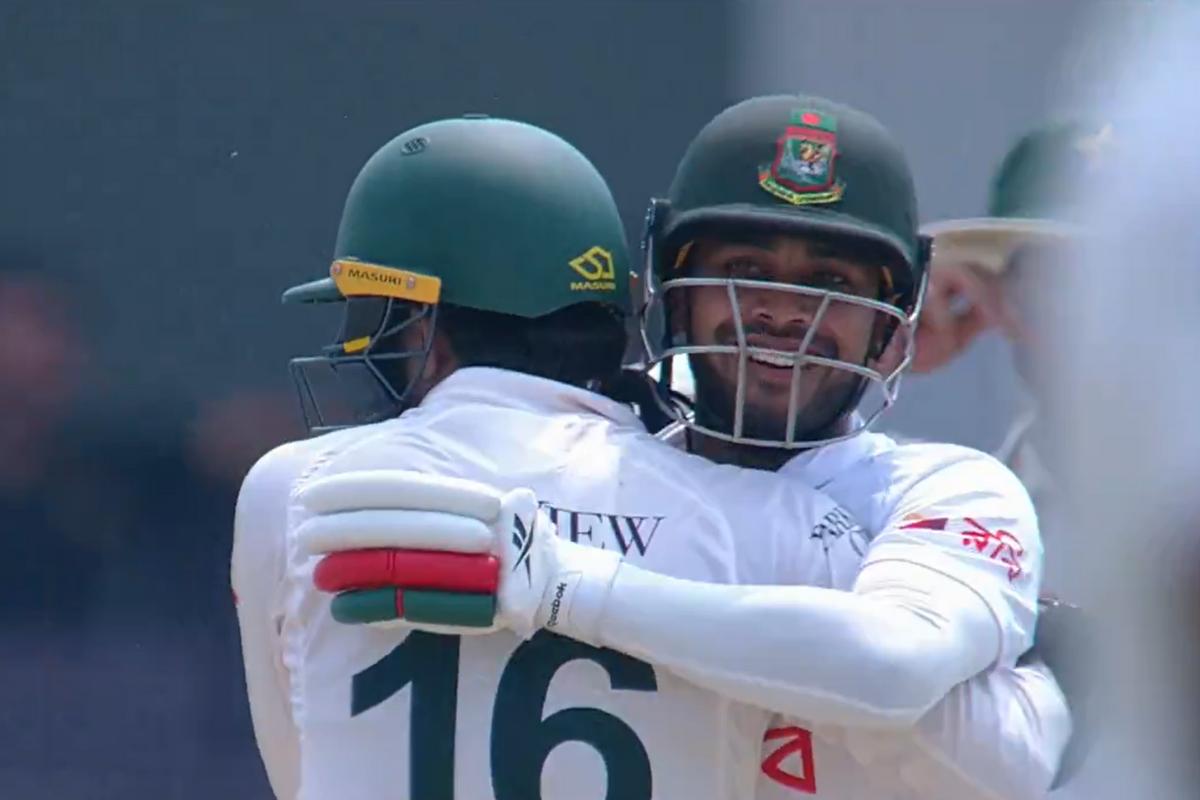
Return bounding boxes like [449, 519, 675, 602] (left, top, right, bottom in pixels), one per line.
[640, 94, 930, 448]
[922, 120, 1113, 273]
[286, 115, 631, 431]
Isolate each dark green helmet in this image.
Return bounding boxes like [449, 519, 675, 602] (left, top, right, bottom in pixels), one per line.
[644, 94, 929, 312]
[286, 115, 631, 431]
[285, 115, 630, 312]
[640, 95, 929, 448]
[923, 120, 1113, 273]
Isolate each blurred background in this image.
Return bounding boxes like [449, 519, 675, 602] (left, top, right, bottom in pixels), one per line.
[1, 1, 1192, 798]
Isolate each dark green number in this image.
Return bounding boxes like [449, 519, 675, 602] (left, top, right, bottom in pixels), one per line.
[350, 630, 657, 800]
[352, 632, 460, 800]
[492, 631, 656, 800]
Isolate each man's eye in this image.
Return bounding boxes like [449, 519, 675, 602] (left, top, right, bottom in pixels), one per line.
[810, 271, 853, 291]
[726, 260, 768, 279]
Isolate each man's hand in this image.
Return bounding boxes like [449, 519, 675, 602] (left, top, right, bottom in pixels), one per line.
[912, 260, 1022, 373]
[294, 470, 621, 641]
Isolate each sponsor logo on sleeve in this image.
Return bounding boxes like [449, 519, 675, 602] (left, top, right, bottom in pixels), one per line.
[900, 514, 1026, 581]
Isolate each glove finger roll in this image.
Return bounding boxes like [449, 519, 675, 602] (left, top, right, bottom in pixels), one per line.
[296, 510, 493, 555]
[331, 588, 497, 628]
[299, 471, 503, 520]
[315, 549, 500, 594]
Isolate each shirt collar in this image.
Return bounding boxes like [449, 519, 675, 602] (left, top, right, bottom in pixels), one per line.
[419, 367, 646, 430]
[779, 416, 894, 489]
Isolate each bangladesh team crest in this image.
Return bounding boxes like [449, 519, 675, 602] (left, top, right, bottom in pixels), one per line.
[758, 109, 845, 206]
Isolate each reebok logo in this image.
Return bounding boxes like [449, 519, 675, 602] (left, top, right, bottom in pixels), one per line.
[546, 581, 569, 629]
[511, 515, 535, 586]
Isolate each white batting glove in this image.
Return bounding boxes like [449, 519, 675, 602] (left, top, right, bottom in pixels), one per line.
[294, 470, 622, 642]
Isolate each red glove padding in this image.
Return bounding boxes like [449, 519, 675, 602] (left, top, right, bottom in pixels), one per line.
[314, 548, 500, 595]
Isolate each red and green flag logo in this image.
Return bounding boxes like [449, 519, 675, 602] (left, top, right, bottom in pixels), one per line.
[759, 109, 845, 206]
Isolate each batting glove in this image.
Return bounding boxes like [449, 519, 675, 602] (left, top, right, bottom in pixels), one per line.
[294, 470, 622, 642]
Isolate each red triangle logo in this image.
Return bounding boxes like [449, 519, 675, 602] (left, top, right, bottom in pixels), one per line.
[761, 726, 817, 793]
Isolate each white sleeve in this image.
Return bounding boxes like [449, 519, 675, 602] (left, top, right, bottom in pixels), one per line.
[866, 449, 1043, 666]
[909, 662, 1071, 800]
[584, 555, 1000, 729]
[231, 446, 303, 800]
[574, 452, 1039, 730]
[753, 664, 1070, 800]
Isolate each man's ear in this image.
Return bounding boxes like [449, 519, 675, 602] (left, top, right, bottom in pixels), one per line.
[397, 310, 457, 388]
[421, 317, 459, 383]
[871, 322, 907, 375]
[665, 287, 689, 345]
